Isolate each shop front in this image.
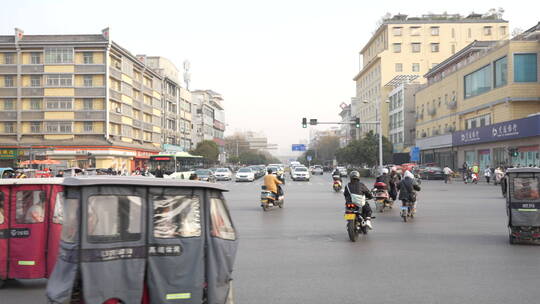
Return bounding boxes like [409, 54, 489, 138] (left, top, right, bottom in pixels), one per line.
[0, 148, 20, 167]
[47, 147, 138, 173]
[417, 133, 457, 169]
[453, 115, 540, 170]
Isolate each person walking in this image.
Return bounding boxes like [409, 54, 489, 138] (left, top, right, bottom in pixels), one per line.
[484, 166, 492, 184]
[443, 166, 453, 184]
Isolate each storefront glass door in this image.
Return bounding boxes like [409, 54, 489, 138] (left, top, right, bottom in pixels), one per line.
[478, 150, 491, 171]
[465, 151, 476, 168]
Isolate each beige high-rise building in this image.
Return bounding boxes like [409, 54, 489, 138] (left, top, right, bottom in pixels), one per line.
[352, 12, 509, 140]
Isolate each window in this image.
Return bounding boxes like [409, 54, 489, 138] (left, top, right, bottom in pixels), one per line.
[464, 65, 491, 98]
[46, 121, 72, 133]
[412, 63, 420, 72]
[44, 47, 73, 64]
[4, 122, 15, 133]
[4, 75, 14, 87]
[87, 195, 142, 243]
[395, 63, 403, 72]
[514, 54, 538, 83]
[210, 198, 235, 240]
[430, 27, 439, 36]
[484, 26, 492, 36]
[393, 27, 402, 36]
[30, 122, 41, 133]
[410, 26, 421, 36]
[31, 75, 41, 87]
[31, 52, 41, 64]
[451, 44, 456, 54]
[466, 114, 491, 129]
[16, 191, 45, 224]
[60, 198, 79, 243]
[392, 43, 401, 53]
[411, 43, 421, 53]
[83, 98, 93, 110]
[46, 98, 72, 110]
[468, 28, 472, 38]
[494, 56, 508, 88]
[83, 52, 94, 64]
[431, 43, 440, 52]
[4, 99, 14, 110]
[500, 26, 507, 36]
[52, 192, 64, 224]
[4, 53, 15, 64]
[512, 177, 540, 201]
[83, 75, 93, 87]
[432, 63, 439, 68]
[83, 122, 93, 133]
[46, 74, 72, 87]
[31, 99, 42, 110]
[153, 195, 201, 238]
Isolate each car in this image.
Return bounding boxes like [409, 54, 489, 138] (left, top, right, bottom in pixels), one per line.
[236, 167, 255, 182]
[418, 166, 445, 180]
[312, 165, 324, 175]
[336, 166, 348, 177]
[291, 166, 310, 181]
[214, 168, 233, 181]
[248, 165, 264, 179]
[195, 169, 216, 182]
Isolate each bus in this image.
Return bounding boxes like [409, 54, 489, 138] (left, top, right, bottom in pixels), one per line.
[148, 152, 206, 179]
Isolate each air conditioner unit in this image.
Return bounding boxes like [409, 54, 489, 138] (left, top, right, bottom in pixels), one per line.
[115, 108, 121, 113]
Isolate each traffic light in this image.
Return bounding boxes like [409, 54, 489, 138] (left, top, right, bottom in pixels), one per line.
[302, 117, 307, 128]
[355, 118, 360, 128]
[309, 119, 318, 126]
[508, 148, 519, 157]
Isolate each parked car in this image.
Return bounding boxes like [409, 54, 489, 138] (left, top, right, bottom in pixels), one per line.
[336, 166, 348, 177]
[195, 169, 216, 182]
[312, 165, 324, 175]
[248, 166, 264, 179]
[236, 167, 255, 182]
[418, 166, 445, 180]
[214, 168, 233, 181]
[291, 166, 310, 181]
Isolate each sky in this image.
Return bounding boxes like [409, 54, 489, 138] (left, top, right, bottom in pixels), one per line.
[1, 0, 538, 156]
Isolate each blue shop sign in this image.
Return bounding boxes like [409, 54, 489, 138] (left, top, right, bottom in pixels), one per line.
[452, 115, 540, 146]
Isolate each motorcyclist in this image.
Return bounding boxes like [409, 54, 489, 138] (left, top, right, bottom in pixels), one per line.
[399, 170, 421, 214]
[332, 168, 342, 180]
[388, 167, 401, 201]
[264, 168, 283, 198]
[344, 171, 373, 227]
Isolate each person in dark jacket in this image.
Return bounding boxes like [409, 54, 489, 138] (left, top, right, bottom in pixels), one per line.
[344, 171, 373, 222]
[154, 165, 164, 178]
[399, 170, 421, 213]
[388, 167, 401, 201]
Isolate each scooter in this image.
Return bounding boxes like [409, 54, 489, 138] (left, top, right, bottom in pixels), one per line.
[260, 185, 284, 211]
[332, 175, 342, 192]
[372, 182, 393, 212]
[471, 172, 479, 184]
[400, 201, 415, 222]
[344, 201, 373, 242]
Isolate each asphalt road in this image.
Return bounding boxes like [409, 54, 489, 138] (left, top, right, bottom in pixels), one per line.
[2, 174, 540, 304]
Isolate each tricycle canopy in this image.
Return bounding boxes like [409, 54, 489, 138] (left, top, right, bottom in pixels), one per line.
[47, 176, 237, 304]
[505, 168, 540, 227]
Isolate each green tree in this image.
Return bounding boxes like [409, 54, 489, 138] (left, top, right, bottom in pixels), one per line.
[335, 131, 393, 167]
[191, 140, 219, 162]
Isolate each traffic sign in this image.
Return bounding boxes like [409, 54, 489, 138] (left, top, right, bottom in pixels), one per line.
[292, 144, 307, 152]
[410, 146, 420, 162]
[307, 155, 312, 161]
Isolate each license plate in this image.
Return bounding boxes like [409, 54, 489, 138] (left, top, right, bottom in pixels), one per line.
[261, 199, 267, 203]
[344, 213, 356, 220]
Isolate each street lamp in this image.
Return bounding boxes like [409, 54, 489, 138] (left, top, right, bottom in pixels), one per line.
[362, 98, 389, 173]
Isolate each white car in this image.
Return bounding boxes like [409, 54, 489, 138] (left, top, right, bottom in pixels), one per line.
[235, 168, 255, 182]
[214, 168, 232, 181]
[312, 165, 324, 175]
[336, 166, 348, 177]
[291, 166, 310, 181]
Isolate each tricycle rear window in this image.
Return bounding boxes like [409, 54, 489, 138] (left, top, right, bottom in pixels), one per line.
[512, 177, 540, 201]
[53, 192, 64, 224]
[16, 190, 45, 224]
[87, 195, 142, 243]
[153, 195, 201, 238]
[210, 198, 236, 241]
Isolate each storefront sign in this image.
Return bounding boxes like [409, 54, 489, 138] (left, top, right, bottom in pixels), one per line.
[453, 115, 540, 146]
[0, 149, 18, 159]
[163, 144, 184, 152]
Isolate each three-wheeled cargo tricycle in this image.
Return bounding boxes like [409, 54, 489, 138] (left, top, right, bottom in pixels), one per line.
[0, 178, 64, 288]
[46, 176, 238, 304]
[505, 168, 540, 244]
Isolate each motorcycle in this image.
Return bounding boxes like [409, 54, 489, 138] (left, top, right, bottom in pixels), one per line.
[332, 175, 342, 192]
[471, 172, 479, 184]
[260, 185, 284, 211]
[344, 201, 373, 242]
[373, 182, 392, 212]
[400, 201, 415, 222]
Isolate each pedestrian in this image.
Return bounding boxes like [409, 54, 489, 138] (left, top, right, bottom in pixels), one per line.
[462, 161, 468, 182]
[484, 166, 491, 184]
[154, 165, 164, 178]
[443, 166, 453, 184]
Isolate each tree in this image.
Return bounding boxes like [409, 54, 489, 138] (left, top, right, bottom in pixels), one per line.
[335, 131, 393, 167]
[191, 140, 219, 162]
[298, 135, 340, 165]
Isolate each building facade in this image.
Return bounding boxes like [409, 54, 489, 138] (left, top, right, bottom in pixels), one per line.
[0, 29, 164, 171]
[415, 23, 540, 170]
[385, 79, 421, 153]
[352, 12, 509, 140]
[338, 103, 354, 148]
[191, 90, 226, 162]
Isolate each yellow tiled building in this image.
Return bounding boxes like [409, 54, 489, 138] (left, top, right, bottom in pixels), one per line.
[415, 23, 540, 169]
[352, 12, 509, 141]
[0, 28, 165, 170]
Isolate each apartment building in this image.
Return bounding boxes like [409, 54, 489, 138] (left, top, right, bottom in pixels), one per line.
[352, 12, 509, 139]
[414, 22, 540, 170]
[338, 103, 354, 148]
[191, 90, 226, 162]
[146, 56, 193, 152]
[0, 28, 163, 170]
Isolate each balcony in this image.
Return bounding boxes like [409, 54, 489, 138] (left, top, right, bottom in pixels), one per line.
[75, 87, 106, 97]
[0, 66, 17, 74]
[152, 98, 161, 108]
[75, 65, 106, 74]
[132, 100, 142, 110]
[447, 97, 457, 110]
[21, 112, 44, 120]
[109, 89, 122, 101]
[21, 65, 44, 74]
[143, 122, 153, 131]
[0, 111, 17, 120]
[22, 88, 44, 97]
[0, 88, 17, 97]
[428, 107, 437, 116]
[133, 120, 142, 128]
[109, 112, 122, 123]
[143, 85, 152, 95]
[75, 111, 106, 120]
[132, 80, 142, 90]
[142, 103, 153, 113]
[109, 67, 122, 80]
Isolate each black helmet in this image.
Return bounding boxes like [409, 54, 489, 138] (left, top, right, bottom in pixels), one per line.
[350, 170, 360, 180]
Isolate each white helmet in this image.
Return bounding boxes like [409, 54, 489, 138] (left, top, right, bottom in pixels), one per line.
[382, 168, 389, 174]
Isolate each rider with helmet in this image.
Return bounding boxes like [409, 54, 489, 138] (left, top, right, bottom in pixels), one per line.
[344, 171, 373, 226]
[264, 168, 283, 197]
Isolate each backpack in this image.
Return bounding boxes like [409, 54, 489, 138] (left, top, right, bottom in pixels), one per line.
[346, 185, 366, 207]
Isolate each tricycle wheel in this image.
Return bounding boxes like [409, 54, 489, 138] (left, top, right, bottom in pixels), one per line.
[278, 200, 284, 208]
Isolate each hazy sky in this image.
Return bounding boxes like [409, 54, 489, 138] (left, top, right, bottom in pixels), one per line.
[1, 0, 537, 155]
